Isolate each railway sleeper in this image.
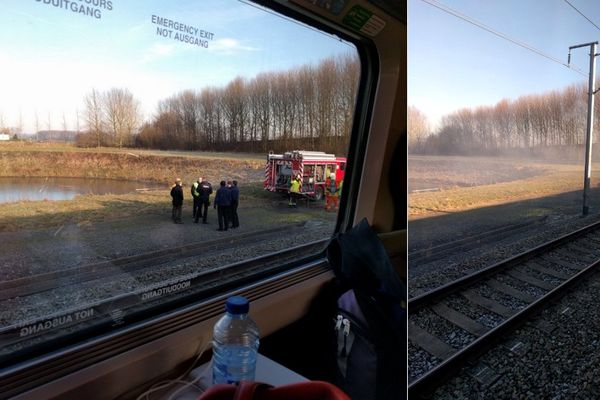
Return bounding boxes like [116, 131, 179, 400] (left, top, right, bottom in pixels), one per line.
[431, 303, 490, 337]
[461, 289, 513, 319]
[486, 278, 537, 303]
[505, 269, 555, 291]
[540, 255, 587, 271]
[408, 322, 456, 361]
[523, 261, 571, 280]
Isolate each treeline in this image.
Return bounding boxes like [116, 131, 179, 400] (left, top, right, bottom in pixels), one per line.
[410, 82, 600, 155]
[137, 54, 358, 155]
[76, 54, 359, 155]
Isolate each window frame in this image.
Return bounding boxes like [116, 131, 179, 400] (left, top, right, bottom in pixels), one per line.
[0, 1, 381, 397]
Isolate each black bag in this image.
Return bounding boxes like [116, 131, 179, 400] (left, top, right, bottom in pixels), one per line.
[327, 219, 406, 400]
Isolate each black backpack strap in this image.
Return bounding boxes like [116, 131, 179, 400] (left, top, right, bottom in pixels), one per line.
[327, 218, 406, 400]
[327, 218, 405, 302]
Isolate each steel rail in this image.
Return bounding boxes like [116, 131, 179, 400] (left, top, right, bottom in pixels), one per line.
[408, 256, 600, 398]
[0, 224, 307, 301]
[409, 218, 600, 312]
[408, 217, 546, 266]
[0, 238, 329, 354]
[0, 254, 331, 399]
[408, 218, 600, 398]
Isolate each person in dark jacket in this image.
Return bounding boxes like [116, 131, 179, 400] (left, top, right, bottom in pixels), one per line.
[230, 180, 240, 229]
[214, 180, 231, 231]
[191, 177, 201, 221]
[170, 178, 184, 224]
[195, 177, 213, 224]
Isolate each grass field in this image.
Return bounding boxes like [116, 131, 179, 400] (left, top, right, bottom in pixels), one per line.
[0, 142, 265, 185]
[408, 155, 600, 219]
[0, 141, 265, 161]
[0, 142, 273, 231]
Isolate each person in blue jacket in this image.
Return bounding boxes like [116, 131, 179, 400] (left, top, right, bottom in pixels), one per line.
[214, 180, 232, 231]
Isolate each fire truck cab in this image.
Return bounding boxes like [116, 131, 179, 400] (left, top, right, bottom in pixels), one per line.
[264, 150, 346, 201]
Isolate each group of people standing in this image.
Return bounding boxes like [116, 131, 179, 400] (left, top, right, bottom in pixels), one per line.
[170, 177, 240, 231]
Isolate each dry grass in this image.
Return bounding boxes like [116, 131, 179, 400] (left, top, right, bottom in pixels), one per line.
[408, 156, 600, 218]
[0, 191, 167, 232]
[0, 143, 265, 185]
[0, 141, 264, 161]
[0, 142, 273, 231]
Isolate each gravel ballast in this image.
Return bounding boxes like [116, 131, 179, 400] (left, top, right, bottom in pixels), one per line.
[409, 212, 600, 398]
[0, 201, 336, 327]
[431, 272, 600, 399]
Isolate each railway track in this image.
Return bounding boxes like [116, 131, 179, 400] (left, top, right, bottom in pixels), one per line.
[408, 216, 548, 267]
[408, 219, 600, 399]
[0, 237, 329, 356]
[0, 224, 304, 301]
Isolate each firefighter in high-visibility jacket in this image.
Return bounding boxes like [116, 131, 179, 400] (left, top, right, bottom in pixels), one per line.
[288, 175, 301, 207]
[325, 173, 339, 211]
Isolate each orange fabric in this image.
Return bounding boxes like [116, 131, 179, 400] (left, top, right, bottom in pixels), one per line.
[325, 195, 339, 211]
[198, 381, 350, 400]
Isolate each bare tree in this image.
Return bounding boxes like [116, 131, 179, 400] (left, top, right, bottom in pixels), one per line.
[315, 58, 336, 149]
[174, 90, 202, 150]
[34, 111, 40, 140]
[335, 53, 360, 151]
[84, 89, 105, 147]
[17, 109, 24, 135]
[199, 87, 219, 147]
[75, 109, 81, 133]
[62, 112, 68, 132]
[222, 77, 248, 145]
[104, 88, 141, 148]
[248, 74, 272, 151]
[493, 99, 515, 148]
[0, 111, 6, 134]
[473, 106, 495, 151]
[513, 96, 532, 148]
[271, 71, 299, 149]
[408, 106, 430, 153]
[296, 66, 315, 145]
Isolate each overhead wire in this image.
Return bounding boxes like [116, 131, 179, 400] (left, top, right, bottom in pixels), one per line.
[563, 0, 600, 32]
[420, 0, 588, 77]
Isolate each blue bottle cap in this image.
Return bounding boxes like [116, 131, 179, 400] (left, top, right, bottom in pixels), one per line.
[226, 296, 249, 314]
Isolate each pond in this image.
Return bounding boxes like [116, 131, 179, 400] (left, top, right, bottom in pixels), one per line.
[0, 177, 156, 204]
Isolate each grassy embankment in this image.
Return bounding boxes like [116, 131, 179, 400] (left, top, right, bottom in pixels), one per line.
[408, 156, 600, 218]
[0, 142, 272, 231]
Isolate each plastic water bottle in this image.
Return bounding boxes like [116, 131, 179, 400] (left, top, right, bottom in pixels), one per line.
[212, 296, 260, 385]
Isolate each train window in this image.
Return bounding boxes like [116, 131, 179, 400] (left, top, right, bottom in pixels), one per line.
[316, 164, 326, 182]
[0, 0, 362, 381]
[409, 0, 600, 397]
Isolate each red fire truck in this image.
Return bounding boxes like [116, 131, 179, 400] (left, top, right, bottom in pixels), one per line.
[264, 150, 346, 201]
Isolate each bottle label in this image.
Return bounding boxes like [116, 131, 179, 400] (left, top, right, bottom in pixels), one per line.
[212, 344, 257, 384]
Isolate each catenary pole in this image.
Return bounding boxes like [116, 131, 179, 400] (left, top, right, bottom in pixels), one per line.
[568, 41, 598, 215]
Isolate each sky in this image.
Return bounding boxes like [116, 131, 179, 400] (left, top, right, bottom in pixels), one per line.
[0, 0, 354, 133]
[409, 0, 600, 129]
